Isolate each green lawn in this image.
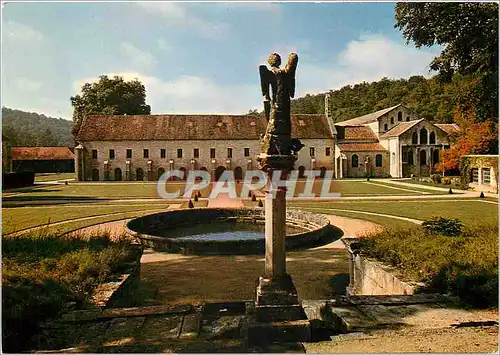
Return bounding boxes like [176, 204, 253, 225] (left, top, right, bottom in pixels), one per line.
[3, 179, 443, 201]
[291, 199, 498, 226]
[2, 203, 171, 234]
[34, 173, 76, 182]
[400, 178, 463, 190]
[31, 209, 171, 237]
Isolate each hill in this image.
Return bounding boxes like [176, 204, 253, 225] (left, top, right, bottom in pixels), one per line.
[2, 107, 73, 147]
[291, 75, 460, 124]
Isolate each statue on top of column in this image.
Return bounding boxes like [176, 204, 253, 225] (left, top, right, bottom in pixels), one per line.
[259, 52, 304, 156]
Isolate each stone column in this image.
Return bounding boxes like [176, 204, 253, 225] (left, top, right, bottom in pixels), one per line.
[264, 184, 286, 277]
[253, 154, 307, 326]
[75, 144, 83, 181]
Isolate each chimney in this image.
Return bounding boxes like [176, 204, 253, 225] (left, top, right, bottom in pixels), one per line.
[324, 92, 337, 137]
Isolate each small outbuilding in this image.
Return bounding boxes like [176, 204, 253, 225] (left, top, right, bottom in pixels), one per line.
[460, 154, 498, 193]
[11, 146, 75, 173]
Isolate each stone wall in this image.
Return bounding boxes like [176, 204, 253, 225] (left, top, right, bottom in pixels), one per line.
[461, 155, 499, 193]
[376, 106, 418, 137]
[343, 151, 390, 178]
[126, 208, 340, 255]
[342, 237, 423, 296]
[77, 138, 335, 181]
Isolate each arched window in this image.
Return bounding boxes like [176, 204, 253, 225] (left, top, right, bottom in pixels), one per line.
[215, 166, 226, 181]
[407, 149, 414, 166]
[234, 167, 243, 180]
[420, 150, 427, 165]
[390, 117, 394, 124]
[375, 154, 383, 167]
[420, 128, 428, 144]
[352, 154, 359, 168]
[398, 112, 403, 121]
[406, 116, 410, 122]
[157, 167, 165, 180]
[92, 169, 99, 181]
[429, 131, 436, 144]
[114, 168, 122, 181]
[433, 150, 439, 166]
[384, 123, 388, 131]
[136, 168, 144, 181]
[412, 131, 418, 144]
[298, 166, 306, 178]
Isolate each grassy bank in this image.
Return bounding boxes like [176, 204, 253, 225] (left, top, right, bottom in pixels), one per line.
[357, 223, 498, 308]
[2, 232, 138, 352]
[291, 199, 498, 226]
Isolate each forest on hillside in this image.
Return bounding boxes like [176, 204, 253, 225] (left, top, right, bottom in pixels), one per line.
[2, 107, 73, 147]
[291, 74, 464, 123]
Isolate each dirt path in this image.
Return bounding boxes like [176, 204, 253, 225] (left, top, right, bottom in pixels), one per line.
[207, 192, 244, 208]
[304, 325, 498, 353]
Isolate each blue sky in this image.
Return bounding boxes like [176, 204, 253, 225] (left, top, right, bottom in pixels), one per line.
[2, 2, 440, 120]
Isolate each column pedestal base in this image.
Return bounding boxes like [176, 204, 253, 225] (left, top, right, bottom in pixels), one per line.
[246, 274, 310, 345]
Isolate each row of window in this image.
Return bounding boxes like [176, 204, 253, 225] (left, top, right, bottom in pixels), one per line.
[92, 147, 333, 160]
[405, 149, 440, 166]
[471, 168, 491, 184]
[351, 154, 383, 168]
[384, 112, 411, 131]
[411, 128, 437, 145]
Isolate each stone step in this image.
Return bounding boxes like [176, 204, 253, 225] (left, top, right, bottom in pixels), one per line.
[357, 305, 407, 327]
[179, 313, 202, 339]
[255, 304, 307, 322]
[346, 294, 452, 306]
[139, 314, 183, 341]
[102, 316, 146, 347]
[250, 342, 306, 353]
[246, 319, 311, 345]
[61, 304, 192, 322]
[200, 315, 245, 340]
[329, 306, 378, 332]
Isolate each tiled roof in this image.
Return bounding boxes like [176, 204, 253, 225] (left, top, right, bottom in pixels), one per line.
[379, 119, 424, 138]
[338, 143, 387, 152]
[435, 123, 460, 135]
[342, 126, 378, 140]
[11, 147, 75, 161]
[335, 104, 402, 126]
[75, 114, 333, 141]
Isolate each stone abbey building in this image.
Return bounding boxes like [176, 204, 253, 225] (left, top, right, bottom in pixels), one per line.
[74, 98, 458, 181]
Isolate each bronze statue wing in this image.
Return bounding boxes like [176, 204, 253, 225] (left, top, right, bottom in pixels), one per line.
[259, 65, 271, 100]
[259, 65, 271, 121]
[285, 53, 298, 98]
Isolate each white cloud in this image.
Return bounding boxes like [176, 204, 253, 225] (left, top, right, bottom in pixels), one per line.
[13, 77, 43, 92]
[69, 35, 439, 117]
[295, 34, 440, 96]
[135, 2, 230, 38]
[156, 39, 170, 52]
[3, 20, 44, 43]
[74, 72, 260, 115]
[120, 42, 158, 70]
[221, 2, 282, 13]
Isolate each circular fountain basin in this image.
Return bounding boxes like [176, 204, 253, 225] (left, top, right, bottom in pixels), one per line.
[126, 208, 342, 255]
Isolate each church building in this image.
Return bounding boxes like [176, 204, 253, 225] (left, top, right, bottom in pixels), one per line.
[74, 96, 458, 181]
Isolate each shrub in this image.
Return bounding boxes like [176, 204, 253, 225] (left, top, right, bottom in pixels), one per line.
[2, 234, 136, 352]
[431, 173, 442, 184]
[442, 177, 452, 185]
[422, 217, 463, 236]
[357, 223, 498, 308]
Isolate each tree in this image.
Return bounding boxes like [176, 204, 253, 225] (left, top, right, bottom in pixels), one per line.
[438, 109, 498, 172]
[71, 75, 151, 138]
[395, 3, 498, 120]
[247, 109, 260, 115]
